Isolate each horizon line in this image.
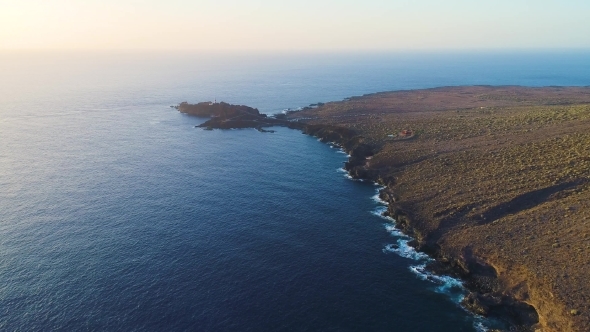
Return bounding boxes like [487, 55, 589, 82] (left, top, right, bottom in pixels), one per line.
[1, 47, 590, 54]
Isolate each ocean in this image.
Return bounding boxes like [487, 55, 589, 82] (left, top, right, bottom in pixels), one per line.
[1, 50, 589, 331]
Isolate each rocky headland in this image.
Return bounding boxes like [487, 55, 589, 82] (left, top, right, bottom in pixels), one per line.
[175, 101, 288, 130]
[182, 86, 590, 331]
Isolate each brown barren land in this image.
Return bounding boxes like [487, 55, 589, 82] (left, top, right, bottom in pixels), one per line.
[287, 86, 590, 332]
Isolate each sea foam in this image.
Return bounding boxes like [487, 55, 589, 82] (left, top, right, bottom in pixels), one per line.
[383, 240, 430, 261]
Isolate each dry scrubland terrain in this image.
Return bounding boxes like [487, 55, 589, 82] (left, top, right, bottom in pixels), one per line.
[289, 86, 590, 332]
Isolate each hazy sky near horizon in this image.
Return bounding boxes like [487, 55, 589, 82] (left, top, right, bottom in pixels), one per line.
[2, 0, 589, 51]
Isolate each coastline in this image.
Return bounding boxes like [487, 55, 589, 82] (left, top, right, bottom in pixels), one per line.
[184, 85, 590, 332]
[297, 124, 536, 331]
[288, 86, 590, 332]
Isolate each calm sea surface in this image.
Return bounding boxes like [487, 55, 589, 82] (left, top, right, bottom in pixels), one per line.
[1, 51, 589, 331]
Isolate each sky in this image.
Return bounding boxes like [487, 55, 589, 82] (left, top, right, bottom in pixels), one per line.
[1, 0, 589, 51]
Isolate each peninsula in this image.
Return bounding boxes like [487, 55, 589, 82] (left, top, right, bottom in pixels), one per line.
[181, 86, 590, 332]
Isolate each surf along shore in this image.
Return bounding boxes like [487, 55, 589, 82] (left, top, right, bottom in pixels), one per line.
[181, 86, 590, 332]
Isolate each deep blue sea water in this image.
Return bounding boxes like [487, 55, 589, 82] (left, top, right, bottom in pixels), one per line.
[1, 51, 589, 331]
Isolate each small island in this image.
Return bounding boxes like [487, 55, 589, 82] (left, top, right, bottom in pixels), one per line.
[180, 86, 590, 332]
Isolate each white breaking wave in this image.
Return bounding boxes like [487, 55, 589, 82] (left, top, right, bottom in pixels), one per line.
[371, 193, 387, 205]
[473, 321, 489, 332]
[336, 168, 353, 180]
[371, 206, 388, 216]
[371, 186, 388, 205]
[371, 208, 397, 226]
[383, 240, 431, 261]
[409, 264, 464, 299]
[383, 222, 407, 237]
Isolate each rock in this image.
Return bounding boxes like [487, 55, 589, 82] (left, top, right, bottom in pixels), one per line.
[179, 101, 291, 130]
[177, 101, 259, 117]
[462, 292, 491, 316]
